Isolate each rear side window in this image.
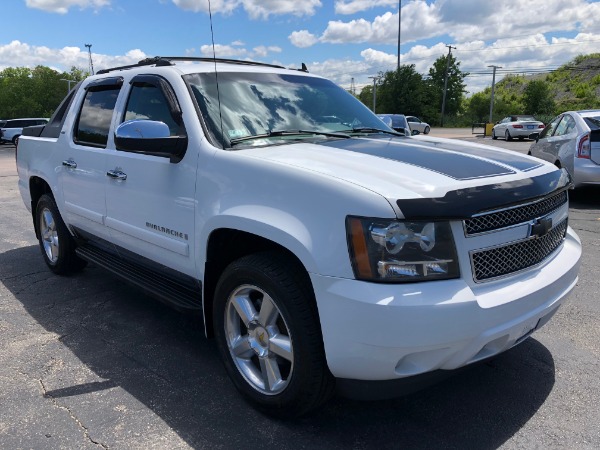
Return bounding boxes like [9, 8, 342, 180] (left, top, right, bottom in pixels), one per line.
[74, 87, 120, 148]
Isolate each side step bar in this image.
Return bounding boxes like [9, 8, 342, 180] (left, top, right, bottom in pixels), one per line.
[76, 245, 202, 312]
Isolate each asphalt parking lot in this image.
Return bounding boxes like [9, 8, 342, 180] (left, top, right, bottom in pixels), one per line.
[1, 135, 599, 449]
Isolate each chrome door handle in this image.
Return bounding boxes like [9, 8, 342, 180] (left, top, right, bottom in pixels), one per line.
[106, 170, 127, 181]
[62, 159, 77, 169]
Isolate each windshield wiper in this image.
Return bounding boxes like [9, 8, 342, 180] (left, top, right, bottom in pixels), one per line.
[230, 129, 350, 145]
[343, 127, 405, 136]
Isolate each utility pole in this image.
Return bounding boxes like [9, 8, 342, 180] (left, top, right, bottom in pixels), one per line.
[397, 0, 401, 70]
[85, 44, 94, 75]
[488, 65, 502, 123]
[440, 44, 456, 127]
[368, 76, 380, 113]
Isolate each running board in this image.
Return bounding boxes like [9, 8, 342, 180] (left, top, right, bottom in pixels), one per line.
[75, 245, 202, 311]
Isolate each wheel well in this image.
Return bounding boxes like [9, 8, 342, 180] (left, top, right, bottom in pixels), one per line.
[29, 177, 52, 238]
[555, 160, 562, 168]
[203, 229, 312, 338]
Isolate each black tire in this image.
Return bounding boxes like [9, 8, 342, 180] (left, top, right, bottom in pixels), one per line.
[423, 126, 430, 134]
[12, 135, 20, 146]
[492, 129, 497, 140]
[505, 130, 512, 141]
[35, 194, 86, 275]
[213, 251, 334, 417]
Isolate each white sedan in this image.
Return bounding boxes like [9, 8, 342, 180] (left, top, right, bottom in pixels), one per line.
[406, 115, 431, 134]
[492, 115, 545, 141]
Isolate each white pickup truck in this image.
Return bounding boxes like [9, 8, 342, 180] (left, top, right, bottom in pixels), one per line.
[16, 57, 581, 417]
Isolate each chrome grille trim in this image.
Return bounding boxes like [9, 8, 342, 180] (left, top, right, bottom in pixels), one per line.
[470, 219, 568, 282]
[464, 190, 568, 236]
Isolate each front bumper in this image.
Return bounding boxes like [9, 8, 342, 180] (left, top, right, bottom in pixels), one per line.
[311, 227, 581, 382]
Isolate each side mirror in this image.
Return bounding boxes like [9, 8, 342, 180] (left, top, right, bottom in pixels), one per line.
[528, 132, 540, 142]
[114, 120, 187, 163]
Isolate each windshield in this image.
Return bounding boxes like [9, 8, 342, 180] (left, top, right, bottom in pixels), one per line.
[184, 71, 394, 148]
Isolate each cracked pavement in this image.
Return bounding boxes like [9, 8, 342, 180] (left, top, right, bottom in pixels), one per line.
[1, 138, 600, 449]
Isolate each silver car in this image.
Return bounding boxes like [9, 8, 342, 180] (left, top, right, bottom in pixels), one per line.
[528, 110, 600, 188]
[492, 115, 545, 141]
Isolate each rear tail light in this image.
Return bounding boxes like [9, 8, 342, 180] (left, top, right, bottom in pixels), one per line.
[577, 133, 591, 159]
[512, 124, 523, 128]
[538, 124, 545, 128]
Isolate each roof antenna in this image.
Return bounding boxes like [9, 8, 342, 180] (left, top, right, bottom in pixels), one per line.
[208, 0, 225, 149]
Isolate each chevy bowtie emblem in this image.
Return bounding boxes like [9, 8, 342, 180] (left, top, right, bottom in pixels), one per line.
[530, 217, 553, 238]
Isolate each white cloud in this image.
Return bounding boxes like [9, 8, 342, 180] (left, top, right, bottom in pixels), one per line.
[252, 46, 282, 58]
[321, 18, 373, 44]
[289, 30, 319, 48]
[25, 0, 110, 14]
[335, 0, 397, 15]
[0, 40, 144, 73]
[198, 42, 281, 59]
[172, 0, 321, 18]
[200, 44, 248, 58]
[171, 0, 238, 14]
[243, 0, 321, 19]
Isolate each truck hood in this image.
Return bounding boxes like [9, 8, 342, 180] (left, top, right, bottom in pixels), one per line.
[241, 135, 568, 219]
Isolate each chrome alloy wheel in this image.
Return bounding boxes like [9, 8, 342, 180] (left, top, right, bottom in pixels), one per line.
[224, 284, 294, 395]
[40, 207, 59, 264]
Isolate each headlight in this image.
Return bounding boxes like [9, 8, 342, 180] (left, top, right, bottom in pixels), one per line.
[346, 216, 460, 282]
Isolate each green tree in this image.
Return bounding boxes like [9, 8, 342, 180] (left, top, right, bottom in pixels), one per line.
[466, 90, 491, 123]
[522, 80, 555, 116]
[376, 64, 426, 116]
[426, 53, 468, 124]
[0, 65, 89, 119]
[357, 84, 374, 110]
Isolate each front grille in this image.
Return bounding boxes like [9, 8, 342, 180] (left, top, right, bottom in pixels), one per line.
[471, 219, 568, 282]
[464, 190, 567, 235]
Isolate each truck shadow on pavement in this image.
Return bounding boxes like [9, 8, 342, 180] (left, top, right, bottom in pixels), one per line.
[1, 245, 556, 449]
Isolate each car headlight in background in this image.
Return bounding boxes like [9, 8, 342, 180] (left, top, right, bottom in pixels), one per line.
[346, 216, 460, 282]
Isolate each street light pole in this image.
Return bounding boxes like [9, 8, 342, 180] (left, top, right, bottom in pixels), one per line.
[368, 76, 380, 113]
[488, 65, 502, 123]
[85, 44, 94, 75]
[440, 44, 456, 127]
[397, 0, 401, 70]
[60, 78, 76, 94]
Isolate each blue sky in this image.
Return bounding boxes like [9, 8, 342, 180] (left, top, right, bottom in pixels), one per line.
[2, 0, 600, 94]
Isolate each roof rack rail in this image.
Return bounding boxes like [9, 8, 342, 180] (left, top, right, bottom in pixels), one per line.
[96, 56, 286, 75]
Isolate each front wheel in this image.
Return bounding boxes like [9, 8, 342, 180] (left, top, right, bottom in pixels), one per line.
[505, 130, 512, 141]
[492, 129, 497, 140]
[36, 194, 86, 275]
[213, 252, 334, 417]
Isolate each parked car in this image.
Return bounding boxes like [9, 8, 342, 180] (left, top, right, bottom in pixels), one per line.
[0, 118, 49, 145]
[492, 115, 545, 141]
[377, 114, 413, 135]
[406, 115, 430, 134]
[528, 110, 600, 188]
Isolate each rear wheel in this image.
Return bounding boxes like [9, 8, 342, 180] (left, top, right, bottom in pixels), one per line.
[36, 194, 86, 275]
[213, 252, 334, 417]
[423, 126, 430, 134]
[12, 135, 20, 146]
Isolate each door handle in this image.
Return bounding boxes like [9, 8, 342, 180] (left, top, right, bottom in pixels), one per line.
[106, 169, 127, 181]
[62, 159, 77, 169]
